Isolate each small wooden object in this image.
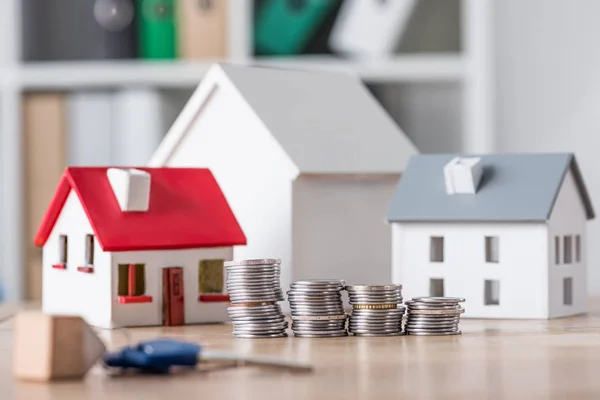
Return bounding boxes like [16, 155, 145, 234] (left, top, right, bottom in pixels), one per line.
[13, 311, 106, 381]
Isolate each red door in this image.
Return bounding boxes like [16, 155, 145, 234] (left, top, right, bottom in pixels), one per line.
[162, 267, 185, 326]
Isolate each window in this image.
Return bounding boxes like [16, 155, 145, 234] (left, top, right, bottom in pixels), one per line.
[485, 236, 499, 263]
[430, 237, 444, 262]
[575, 235, 581, 262]
[563, 236, 573, 264]
[563, 277, 573, 305]
[85, 234, 94, 265]
[429, 278, 444, 297]
[53, 235, 68, 269]
[59, 235, 67, 263]
[199, 259, 225, 293]
[484, 280, 500, 305]
[555, 236, 560, 265]
[117, 264, 152, 303]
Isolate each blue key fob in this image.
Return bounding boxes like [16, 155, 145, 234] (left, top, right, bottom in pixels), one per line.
[103, 338, 201, 374]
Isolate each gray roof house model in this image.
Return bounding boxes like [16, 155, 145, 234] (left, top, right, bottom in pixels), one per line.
[388, 152, 595, 320]
[387, 153, 594, 222]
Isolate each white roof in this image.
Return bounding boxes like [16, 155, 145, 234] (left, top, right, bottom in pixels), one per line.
[151, 63, 417, 174]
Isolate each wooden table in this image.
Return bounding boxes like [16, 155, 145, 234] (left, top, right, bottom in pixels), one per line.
[2, 303, 600, 400]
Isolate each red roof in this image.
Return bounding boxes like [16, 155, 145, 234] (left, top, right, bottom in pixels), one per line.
[34, 167, 247, 251]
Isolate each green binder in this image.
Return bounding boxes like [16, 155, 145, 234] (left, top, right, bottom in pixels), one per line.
[137, 0, 176, 59]
[254, 0, 341, 56]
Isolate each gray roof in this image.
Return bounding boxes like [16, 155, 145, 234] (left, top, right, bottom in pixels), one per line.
[387, 153, 595, 222]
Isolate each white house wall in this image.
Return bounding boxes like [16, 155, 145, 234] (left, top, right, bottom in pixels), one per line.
[152, 80, 298, 298]
[42, 192, 112, 328]
[111, 247, 233, 328]
[292, 174, 398, 285]
[547, 169, 588, 318]
[392, 222, 549, 318]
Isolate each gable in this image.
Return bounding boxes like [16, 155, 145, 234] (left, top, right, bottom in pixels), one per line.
[150, 63, 418, 174]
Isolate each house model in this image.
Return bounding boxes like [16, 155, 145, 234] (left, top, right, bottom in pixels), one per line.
[387, 153, 595, 319]
[34, 167, 246, 329]
[149, 63, 417, 294]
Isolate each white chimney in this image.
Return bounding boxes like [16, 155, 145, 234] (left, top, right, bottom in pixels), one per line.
[443, 157, 484, 195]
[107, 168, 151, 212]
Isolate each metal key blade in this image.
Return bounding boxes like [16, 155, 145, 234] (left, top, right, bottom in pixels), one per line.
[199, 349, 313, 372]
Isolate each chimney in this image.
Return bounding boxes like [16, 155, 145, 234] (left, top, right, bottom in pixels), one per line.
[443, 157, 484, 195]
[107, 168, 151, 212]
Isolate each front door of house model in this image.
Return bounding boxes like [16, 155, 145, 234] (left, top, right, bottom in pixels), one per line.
[162, 267, 185, 326]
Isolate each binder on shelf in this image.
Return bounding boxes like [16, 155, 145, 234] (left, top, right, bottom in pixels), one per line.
[329, 0, 417, 58]
[177, 0, 228, 59]
[21, 0, 137, 61]
[23, 93, 67, 300]
[111, 88, 169, 166]
[67, 92, 114, 166]
[137, 0, 177, 59]
[254, 0, 341, 56]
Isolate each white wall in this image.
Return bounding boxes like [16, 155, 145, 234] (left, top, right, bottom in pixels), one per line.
[547, 170, 588, 317]
[156, 80, 298, 298]
[392, 221, 548, 318]
[42, 192, 112, 328]
[292, 174, 397, 285]
[111, 247, 232, 328]
[494, 0, 600, 293]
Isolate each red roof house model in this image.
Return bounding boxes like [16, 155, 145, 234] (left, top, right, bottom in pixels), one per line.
[35, 167, 247, 252]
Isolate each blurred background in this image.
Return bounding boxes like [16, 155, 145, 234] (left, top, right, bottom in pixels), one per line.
[1, 0, 598, 302]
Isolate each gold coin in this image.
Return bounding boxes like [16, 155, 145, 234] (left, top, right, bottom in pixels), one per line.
[353, 304, 398, 310]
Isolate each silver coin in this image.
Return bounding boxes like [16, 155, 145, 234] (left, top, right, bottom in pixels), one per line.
[407, 330, 462, 336]
[351, 331, 405, 337]
[290, 314, 347, 321]
[346, 284, 402, 291]
[406, 304, 460, 309]
[233, 317, 286, 324]
[288, 297, 343, 303]
[293, 327, 347, 333]
[234, 332, 288, 339]
[406, 325, 459, 331]
[407, 308, 464, 315]
[294, 332, 348, 338]
[227, 304, 281, 310]
[411, 296, 465, 303]
[225, 259, 281, 267]
[405, 318, 460, 324]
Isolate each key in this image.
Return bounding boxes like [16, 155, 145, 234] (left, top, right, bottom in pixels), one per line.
[103, 338, 313, 374]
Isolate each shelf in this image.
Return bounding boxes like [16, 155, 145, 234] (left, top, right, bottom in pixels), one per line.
[17, 54, 465, 89]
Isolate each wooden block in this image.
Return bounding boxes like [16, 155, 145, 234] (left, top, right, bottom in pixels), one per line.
[13, 311, 106, 381]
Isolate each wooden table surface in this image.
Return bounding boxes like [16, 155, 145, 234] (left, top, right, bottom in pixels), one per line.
[2, 302, 600, 400]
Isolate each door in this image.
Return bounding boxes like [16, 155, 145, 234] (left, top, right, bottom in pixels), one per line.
[162, 267, 185, 326]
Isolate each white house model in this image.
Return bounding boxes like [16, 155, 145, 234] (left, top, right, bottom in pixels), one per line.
[387, 153, 595, 319]
[149, 63, 417, 293]
[34, 167, 246, 329]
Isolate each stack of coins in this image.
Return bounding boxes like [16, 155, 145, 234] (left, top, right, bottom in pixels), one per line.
[404, 297, 466, 336]
[225, 259, 288, 338]
[287, 280, 348, 338]
[346, 285, 405, 336]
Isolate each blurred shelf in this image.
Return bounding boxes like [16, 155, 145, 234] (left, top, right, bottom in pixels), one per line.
[17, 54, 465, 89]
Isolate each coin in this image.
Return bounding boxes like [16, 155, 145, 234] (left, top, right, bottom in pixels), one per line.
[346, 284, 405, 336]
[346, 284, 402, 291]
[405, 296, 466, 336]
[287, 279, 348, 337]
[224, 259, 281, 267]
[226, 259, 287, 338]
